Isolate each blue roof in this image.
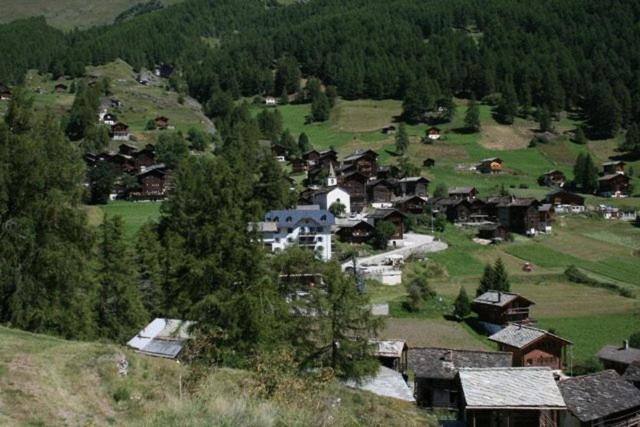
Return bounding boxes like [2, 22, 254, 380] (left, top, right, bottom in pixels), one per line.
[265, 208, 335, 228]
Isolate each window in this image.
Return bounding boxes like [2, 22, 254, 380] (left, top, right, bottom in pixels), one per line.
[286, 216, 292, 223]
[321, 215, 327, 221]
[287, 228, 293, 234]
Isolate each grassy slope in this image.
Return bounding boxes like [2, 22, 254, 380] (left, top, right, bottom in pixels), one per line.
[0, 326, 435, 426]
[0, 0, 183, 30]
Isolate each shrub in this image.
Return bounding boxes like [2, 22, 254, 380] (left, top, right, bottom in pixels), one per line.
[564, 265, 634, 298]
[113, 386, 130, 402]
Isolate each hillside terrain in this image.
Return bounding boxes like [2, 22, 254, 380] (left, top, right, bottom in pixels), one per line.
[0, 326, 435, 426]
[0, 0, 183, 30]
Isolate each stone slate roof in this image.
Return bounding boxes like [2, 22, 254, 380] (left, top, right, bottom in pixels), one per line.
[489, 324, 571, 349]
[599, 173, 630, 182]
[624, 362, 640, 383]
[408, 347, 511, 380]
[366, 208, 406, 220]
[344, 366, 414, 402]
[448, 187, 476, 194]
[372, 340, 407, 358]
[459, 367, 566, 409]
[559, 370, 640, 422]
[597, 344, 640, 365]
[473, 291, 533, 308]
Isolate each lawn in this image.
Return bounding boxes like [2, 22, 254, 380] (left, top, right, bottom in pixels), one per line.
[538, 313, 639, 364]
[100, 200, 161, 239]
[380, 318, 490, 350]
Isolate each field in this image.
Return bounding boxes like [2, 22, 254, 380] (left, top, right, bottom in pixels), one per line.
[0, 0, 183, 30]
[0, 326, 435, 426]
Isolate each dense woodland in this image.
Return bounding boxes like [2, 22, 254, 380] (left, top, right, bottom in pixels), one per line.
[2, 0, 640, 139]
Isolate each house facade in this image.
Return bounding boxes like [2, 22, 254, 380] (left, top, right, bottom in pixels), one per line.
[477, 157, 503, 174]
[111, 122, 130, 141]
[366, 208, 406, 242]
[598, 174, 631, 197]
[596, 341, 640, 375]
[472, 291, 534, 326]
[336, 219, 376, 244]
[489, 325, 572, 370]
[312, 187, 351, 216]
[396, 176, 429, 197]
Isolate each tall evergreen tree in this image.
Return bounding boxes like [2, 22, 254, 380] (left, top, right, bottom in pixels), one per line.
[492, 258, 510, 292]
[135, 222, 164, 317]
[395, 123, 409, 154]
[298, 132, 311, 154]
[496, 83, 518, 124]
[311, 92, 331, 122]
[464, 98, 481, 132]
[620, 122, 640, 154]
[453, 287, 471, 318]
[97, 215, 148, 343]
[477, 264, 496, 296]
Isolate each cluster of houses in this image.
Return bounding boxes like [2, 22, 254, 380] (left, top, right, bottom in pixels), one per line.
[85, 143, 171, 200]
[540, 160, 631, 198]
[355, 290, 640, 427]
[98, 108, 171, 143]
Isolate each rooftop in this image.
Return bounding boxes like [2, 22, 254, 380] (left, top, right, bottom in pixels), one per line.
[624, 362, 640, 383]
[473, 291, 533, 308]
[459, 367, 566, 409]
[366, 208, 406, 220]
[371, 340, 407, 358]
[489, 324, 571, 349]
[559, 370, 640, 422]
[448, 187, 476, 194]
[265, 207, 335, 228]
[343, 366, 415, 402]
[599, 173, 630, 181]
[408, 347, 511, 380]
[597, 343, 640, 365]
[248, 221, 278, 233]
[127, 318, 195, 359]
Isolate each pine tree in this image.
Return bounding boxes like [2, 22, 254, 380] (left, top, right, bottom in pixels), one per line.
[279, 129, 298, 158]
[311, 92, 331, 122]
[581, 154, 599, 194]
[496, 83, 518, 124]
[402, 78, 439, 123]
[620, 123, 640, 154]
[298, 132, 311, 153]
[88, 162, 117, 205]
[537, 107, 553, 132]
[156, 132, 189, 169]
[492, 258, 510, 292]
[453, 287, 471, 318]
[255, 154, 293, 211]
[464, 98, 481, 132]
[573, 153, 586, 189]
[395, 123, 409, 154]
[97, 215, 148, 343]
[4, 87, 33, 134]
[574, 127, 587, 145]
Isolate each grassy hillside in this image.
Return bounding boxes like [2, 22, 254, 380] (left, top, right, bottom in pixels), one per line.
[0, 0, 184, 30]
[0, 326, 435, 426]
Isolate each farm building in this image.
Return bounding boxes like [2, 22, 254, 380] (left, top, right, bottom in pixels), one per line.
[477, 223, 508, 241]
[127, 318, 195, 359]
[366, 208, 406, 242]
[407, 347, 511, 409]
[426, 127, 441, 141]
[602, 160, 625, 175]
[477, 157, 503, 174]
[111, 122, 130, 141]
[539, 170, 566, 187]
[154, 116, 170, 129]
[367, 179, 396, 203]
[457, 367, 566, 427]
[432, 198, 487, 223]
[381, 124, 396, 134]
[335, 219, 375, 244]
[396, 176, 430, 197]
[372, 340, 408, 373]
[596, 341, 640, 375]
[490, 197, 541, 235]
[394, 195, 428, 214]
[489, 324, 572, 370]
[545, 190, 585, 213]
[448, 187, 478, 201]
[338, 171, 369, 212]
[598, 174, 631, 197]
[342, 149, 379, 178]
[559, 370, 640, 427]
[472, 291, 535, 326]
[54, 83, 68, 93]
[539, 203, 554, 232]
[129, 164, 170, 200]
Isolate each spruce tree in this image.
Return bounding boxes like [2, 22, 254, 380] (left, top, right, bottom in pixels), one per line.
[298, 132, 311, 153]
[620, 123, 640, 154]
[477, 264, 496, 296]
[311, 92, 331, 122]
[395, 123, 409, 154]
[574, 127, 587, 145]
[492, 258, 510, 292]
[496, 84, 518, 124]
[453, 287, 471, 318]
[135, 222, 164, 317]
[97, 215, 148, 343]
[464, 98, 481, 132]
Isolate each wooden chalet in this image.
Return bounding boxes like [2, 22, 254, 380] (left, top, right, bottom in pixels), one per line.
[423, 158, 435, 168]
[408, 347, 511, 409]
[129, 164, 170, 200]
[596, 341, 640, 375]
[271, 142, 288, 159]
[559, 370, 640, 427]
[99, 152, 136, 174]
[472, 291, 535, 326]
[111, 122, 130, 141]
[54, 83, 68, 93]
[539, 170, 566, 187]
[602, 160, 625, 175]
[366, 208, 406, 241]
[598, 174, 630, 197]
[342, 149, 378, 178]
[303, 149, 338, 171]
[336, 220, 375, 244]
[338, 171, 368, 212]
[290, 157, 309, 173]
[477, 157, 503, 174]
[381, 124, 396, 134]
[458, 367, 566, 427]
[118, 143, 138, 156]
[367, 179, 396, 203]
[494, 197, 541, 235]
[432, 198, 487, 223]
[539, 203, 554, 232]
[545, 189, 585, 207]
[394, 195, 428, 214]
[133, 145, 157, 171]
[102, 112, 117, 125]
[396, 176, 429, 197]
[426, 127, 441, 141]
[448, 187, 478, 201]
[154, 116, 170, 130]
[488, 324, 572, 370]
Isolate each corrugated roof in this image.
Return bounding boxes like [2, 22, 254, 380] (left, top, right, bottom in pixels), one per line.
[127, 318, 195, 359]
[408, 347, 511, 380]
[344, 366, 415, 402]
[488, 324, 571, 349]
[559, 370, 640, 422]
[459, 367, 566, 409]
[597, 344, 640, 365]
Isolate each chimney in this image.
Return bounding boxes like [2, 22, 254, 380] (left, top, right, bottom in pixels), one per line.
[624, 340, 629, 350]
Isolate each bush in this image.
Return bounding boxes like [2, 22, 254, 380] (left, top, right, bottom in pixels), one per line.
[564, 265, 634, 298]
[572, 357, 603, 376]
[113, 386, 130, 402]
[629, 332, 640, 348]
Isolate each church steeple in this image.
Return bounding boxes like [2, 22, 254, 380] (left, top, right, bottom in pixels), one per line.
[327, 162, 337, 187]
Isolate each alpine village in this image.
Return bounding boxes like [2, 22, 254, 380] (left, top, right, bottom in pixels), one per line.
[1, 1, 640, 426]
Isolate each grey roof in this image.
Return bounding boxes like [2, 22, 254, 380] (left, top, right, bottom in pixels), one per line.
[127, 318, 195, 359]
[489, 324, 571, 349]
[137, 163, 167, 176]
[372, 340, 407, 358]
[624, 362, 640, 382]
[265, 207, 335, 228]
[408, 347, 512, 380]
[398, 176, 430, 183]
[599, 173, 630, 181]
[597, 344, 640, 366]
[473, 291, 533, 308]
[559, 370, 640, 422]
[603, 161, 625, 166]
[366, 208, 406, 219]
[449, 187, 476, 194]
[344, 366, 415, 402]
[459, 367, 566, 409]
[248, 221, 278, 233]
[343, 149, 378, 162]
[480, 157, 502, 163]
[539, 203, 554, 212]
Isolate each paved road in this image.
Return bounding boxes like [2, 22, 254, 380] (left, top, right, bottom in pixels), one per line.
[342, 233, 448, 270]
